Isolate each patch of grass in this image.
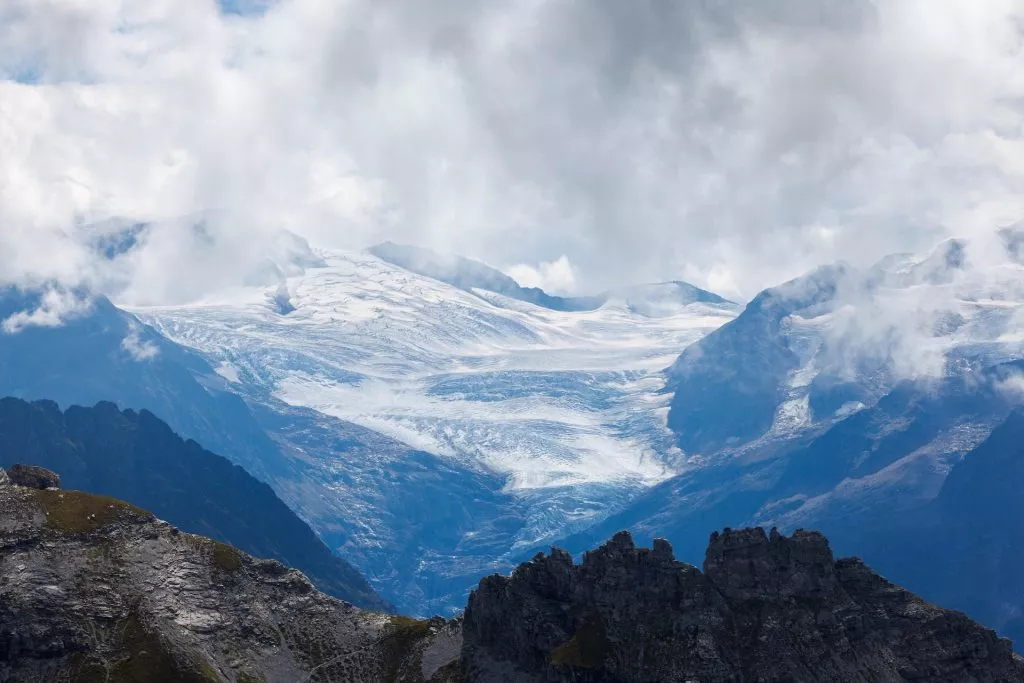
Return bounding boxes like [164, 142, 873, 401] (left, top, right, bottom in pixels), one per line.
[211, 540, 243, 573]
[70, 613, 222, 683]
[32, 489, 153, 534]
[381, 616, 432, 682]
[181, 534, 243, 573]
[548, 613, 609, 669]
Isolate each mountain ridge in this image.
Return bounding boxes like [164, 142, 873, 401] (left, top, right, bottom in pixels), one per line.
[2, 468, 1019, 682]
[133, 245, 739, 613]
[368, 240, 734, 313]
[0, 396, 389, 611]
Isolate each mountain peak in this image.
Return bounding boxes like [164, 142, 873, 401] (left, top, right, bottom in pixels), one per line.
[0, 475, 456, 682]
[368, 241, 733, 315]
[367, 241, 605, 312]
[464, 527, 1024, 682]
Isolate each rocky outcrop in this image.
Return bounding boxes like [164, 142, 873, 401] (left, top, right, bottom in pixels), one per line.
[6, 463, 60, 489]
[3, 466, 1021, 682]
[0, 473, 459, 683]
[463, 527, 1024, 682]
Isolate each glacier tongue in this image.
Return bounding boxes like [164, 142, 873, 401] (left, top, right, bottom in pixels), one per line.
[132, 248, 737, 612]
[137, 249, 736, 487]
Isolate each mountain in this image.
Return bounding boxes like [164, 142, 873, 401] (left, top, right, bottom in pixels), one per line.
[0, 254, 737, 615]
[0, 283, 473, 611]
[368, 241, 606, 312]
[562, 358, 1019, 550]
[464, 527, 1023, 682]
[0, 468, 458, 682]
[0, 285, 290, 485]
[0, 397, 388, 611]
[2, 469, 1019, 682]
[666, 236, 1024, 456]
[667, 263, 849, 454]
[133, 246, 739, 613]
[551, 233, 1024, 643]
[848, 407, 1024, 647]
[368, 241, 733, 314]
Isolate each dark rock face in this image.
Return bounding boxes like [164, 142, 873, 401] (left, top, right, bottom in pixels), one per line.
[0, 482, 458, 683]
[703, 527, 837, 601]
[463, 528, 1024, 682]
[2, 468, 1021, 683]
[7, 464, 60, 489]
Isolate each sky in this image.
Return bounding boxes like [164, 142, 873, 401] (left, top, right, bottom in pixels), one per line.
[1, 0, 1023, 303]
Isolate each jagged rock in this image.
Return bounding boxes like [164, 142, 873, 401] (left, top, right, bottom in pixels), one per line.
[7, 463, 60, 489]
[0, 483, 459, 682]
[463, 528, 1024, 682]
[3, 467, 1021, 683]
[703, 526, 838, 601]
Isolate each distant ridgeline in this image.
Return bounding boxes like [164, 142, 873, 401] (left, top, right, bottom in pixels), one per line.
[0, 397, 389, 612]
[368, 241, 732, 312]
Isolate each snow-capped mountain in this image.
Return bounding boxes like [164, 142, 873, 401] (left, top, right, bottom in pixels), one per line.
[555, 229, 1024, 642]
[9, 227, 1021, 627]
[667, 231, 1024, 457]
[131, 245, 739, 612]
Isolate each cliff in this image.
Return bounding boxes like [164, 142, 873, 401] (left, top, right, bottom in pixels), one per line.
[2, 466, 1020, 682]
[463, 527, 1024, 682]
[0, 468, 458, 683]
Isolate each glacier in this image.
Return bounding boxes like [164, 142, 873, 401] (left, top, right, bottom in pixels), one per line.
[132, 246, 739, 612]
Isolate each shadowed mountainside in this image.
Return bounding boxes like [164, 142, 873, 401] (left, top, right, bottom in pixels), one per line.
[0, 397, 389, 611]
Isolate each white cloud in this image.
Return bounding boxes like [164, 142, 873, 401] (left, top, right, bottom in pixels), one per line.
[996, 372, 1024, 402]
[1, 287, 93, 333]
[506, 256, 577, 294]
[120, 322, 160, 361]
[0, 0, 1021, 302]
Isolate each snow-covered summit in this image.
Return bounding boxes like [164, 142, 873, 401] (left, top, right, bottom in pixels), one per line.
[138, 247, 737, 490]
[667, 231, 1024, 456]
[131, 245, 738, 612]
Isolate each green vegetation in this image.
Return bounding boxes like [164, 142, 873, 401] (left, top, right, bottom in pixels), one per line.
[69, 613, 221, 683]
[32, 489, 152, 534]
[548, 613, 609, 669]
[181, 534, 244, 573]
[211, 540, 243, 572]
[381, 616, 432, 682]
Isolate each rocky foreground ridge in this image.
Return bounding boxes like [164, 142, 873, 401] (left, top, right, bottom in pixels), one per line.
[0, 466, 460, 683]
[2, 466, 1022, 682]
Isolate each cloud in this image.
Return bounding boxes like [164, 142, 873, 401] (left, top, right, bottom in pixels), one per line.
[0, 0, 1022, 303]
[772, 230, 1024, 384]
[1, 286, 93, 333]
[507, 256, 577, 294]
[120, 322, 160, 361]
[995, 369, 1024, 403]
